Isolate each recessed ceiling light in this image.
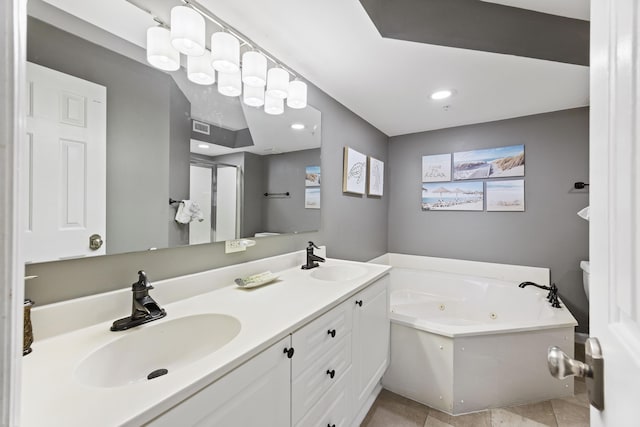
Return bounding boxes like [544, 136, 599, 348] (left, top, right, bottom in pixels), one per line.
[198, 143, 209, 149]
[291, 123, 305, 130]
[430, 90, 453, 100]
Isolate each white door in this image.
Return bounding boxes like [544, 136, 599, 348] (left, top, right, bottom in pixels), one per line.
[189, 165, 212, 245]
[23, 62, 106, 263]
[590, 0, 640, 425]
[214, 165, 238, 242]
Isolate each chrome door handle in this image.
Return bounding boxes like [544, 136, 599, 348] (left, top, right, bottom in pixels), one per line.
[547, 337, 604, 410]
[89, 234, 104, 250]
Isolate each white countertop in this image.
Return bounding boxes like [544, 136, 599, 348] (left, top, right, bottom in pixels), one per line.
[21, 256, 390, 426]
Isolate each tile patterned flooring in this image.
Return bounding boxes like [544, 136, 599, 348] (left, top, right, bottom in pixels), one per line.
[361, 379, 589, 427]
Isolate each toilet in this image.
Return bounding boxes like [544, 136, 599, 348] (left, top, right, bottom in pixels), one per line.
[580, 260, 590, 300]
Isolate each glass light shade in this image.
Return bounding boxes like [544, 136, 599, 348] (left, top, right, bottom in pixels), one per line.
[147, 27, 180, 71]
[266, 67, 290, 99]
[170, 6, 205, 56]
[218, 70, 241, 97]
[287, 80, 307, 109]
[264, 93, 284, 115]
[242, 51, 267, 87]
[243, 84, 265, 107]
[211, 32, 240, 73]
[188, 51, 215, 85]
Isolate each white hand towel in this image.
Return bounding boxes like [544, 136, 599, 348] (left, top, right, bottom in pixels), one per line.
[175, 200, 205, 224]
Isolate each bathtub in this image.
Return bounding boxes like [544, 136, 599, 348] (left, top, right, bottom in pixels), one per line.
[371, 253, 578, 415]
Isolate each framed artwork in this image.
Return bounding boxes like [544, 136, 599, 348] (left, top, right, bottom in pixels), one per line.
[305, 187, 321, 209]
[453, 145, 525, 180]
[421, 181, 484, 211]
[422, 153, 451, 182]
[305, 166, 321, 187]
[486, 179, 525, 211]
[342, 146, 367, 194]
[367, 156, 384, 196]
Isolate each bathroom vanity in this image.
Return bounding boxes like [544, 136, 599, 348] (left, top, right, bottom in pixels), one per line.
[21, 250, 390, 426]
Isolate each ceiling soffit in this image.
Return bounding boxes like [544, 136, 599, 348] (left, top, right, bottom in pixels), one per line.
[359, 0, 589, 66]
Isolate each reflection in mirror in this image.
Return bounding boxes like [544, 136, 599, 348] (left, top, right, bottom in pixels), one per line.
[24, 0, 321, 264]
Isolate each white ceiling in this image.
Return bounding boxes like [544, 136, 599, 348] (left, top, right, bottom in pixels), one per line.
[42, 0, 590, 137]
[481, 0, 590, 21]
[197, 0, 590, 136]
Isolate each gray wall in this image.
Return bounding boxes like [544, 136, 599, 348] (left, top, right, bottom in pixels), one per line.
[27, 17, 191, 254]
[388, 108, 589, 332]
[262, 149, 321, 233]
[168, 81, 191, 248]
[25, 80, 389, 304]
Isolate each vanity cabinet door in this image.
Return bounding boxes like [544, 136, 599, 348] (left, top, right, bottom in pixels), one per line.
[145, 336, 291, 427]
[352, 275, 390, 414]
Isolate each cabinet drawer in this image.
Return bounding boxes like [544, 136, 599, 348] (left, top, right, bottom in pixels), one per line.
[292, 299, 352, 377]
[295, 366, 352, 427]
[292, 333, 352, 424]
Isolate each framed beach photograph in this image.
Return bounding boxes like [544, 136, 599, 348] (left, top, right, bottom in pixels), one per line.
[453, 145, 525, 180]
[486, 179, 525, 211]
[343, 146, 367, 195]
[305, 187, 321, 209]
[305, 166, 321, 187]
[367, 156, 384, 196]
[422, 153, 451, 182]
[421, 181, 484, 211]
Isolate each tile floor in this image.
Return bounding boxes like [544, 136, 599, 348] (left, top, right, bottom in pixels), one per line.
[362, 343, 589, 427]
[361, 379, 588, 427]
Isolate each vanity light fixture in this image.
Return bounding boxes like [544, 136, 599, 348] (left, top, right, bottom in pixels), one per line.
[170, 6, 205, 56]
[146, 27, 180, 71]
[187, 50, 215, 85]
[243, 84, 265, 107]
[198, 143, 209, 149]
[264, 94, 284, 115]
[218, 70, 242, 97]
[266, 67, 290, 99]
[242, 51, 267, 87]
[430, 89, 453, 100]
[291, 123, 305, 130]
[211, 32, 240, 73]
[287, 80, 308, 109]
[142, 1, 308, 114]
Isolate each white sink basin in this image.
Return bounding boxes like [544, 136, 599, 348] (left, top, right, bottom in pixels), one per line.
[75, 314, 241, 388]
[311, 265, 368, 282]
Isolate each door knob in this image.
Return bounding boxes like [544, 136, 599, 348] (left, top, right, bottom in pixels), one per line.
[547, 347, 592, 379]
[89, 234, 104, 250]
[547, 337, 604, 410]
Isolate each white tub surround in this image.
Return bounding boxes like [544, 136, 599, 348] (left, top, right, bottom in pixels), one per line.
[374, 254, 578, 415]
[22, 249, 390, 426]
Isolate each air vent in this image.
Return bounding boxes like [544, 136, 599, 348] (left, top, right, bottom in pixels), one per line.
[192, 120, 210, 135]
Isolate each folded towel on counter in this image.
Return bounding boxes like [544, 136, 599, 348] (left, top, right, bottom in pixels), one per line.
[175, 200, 204, 224]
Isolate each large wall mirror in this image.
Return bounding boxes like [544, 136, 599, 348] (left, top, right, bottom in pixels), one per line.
[24, 0, 322, 264]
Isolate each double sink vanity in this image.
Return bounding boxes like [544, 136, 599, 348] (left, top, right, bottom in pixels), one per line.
[22, 248, 390, 426]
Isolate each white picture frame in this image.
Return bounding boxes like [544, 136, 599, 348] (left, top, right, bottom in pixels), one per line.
[486, 179, 525, 211]
[343, 146, 367, 195]
[305, 187, 321, 209]
[367, 156, 384, 197]
[422, 153, 452, 182]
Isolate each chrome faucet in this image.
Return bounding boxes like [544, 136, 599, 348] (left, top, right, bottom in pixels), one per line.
[111, 271, 166, 331]
[301, 241, 325, 270]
